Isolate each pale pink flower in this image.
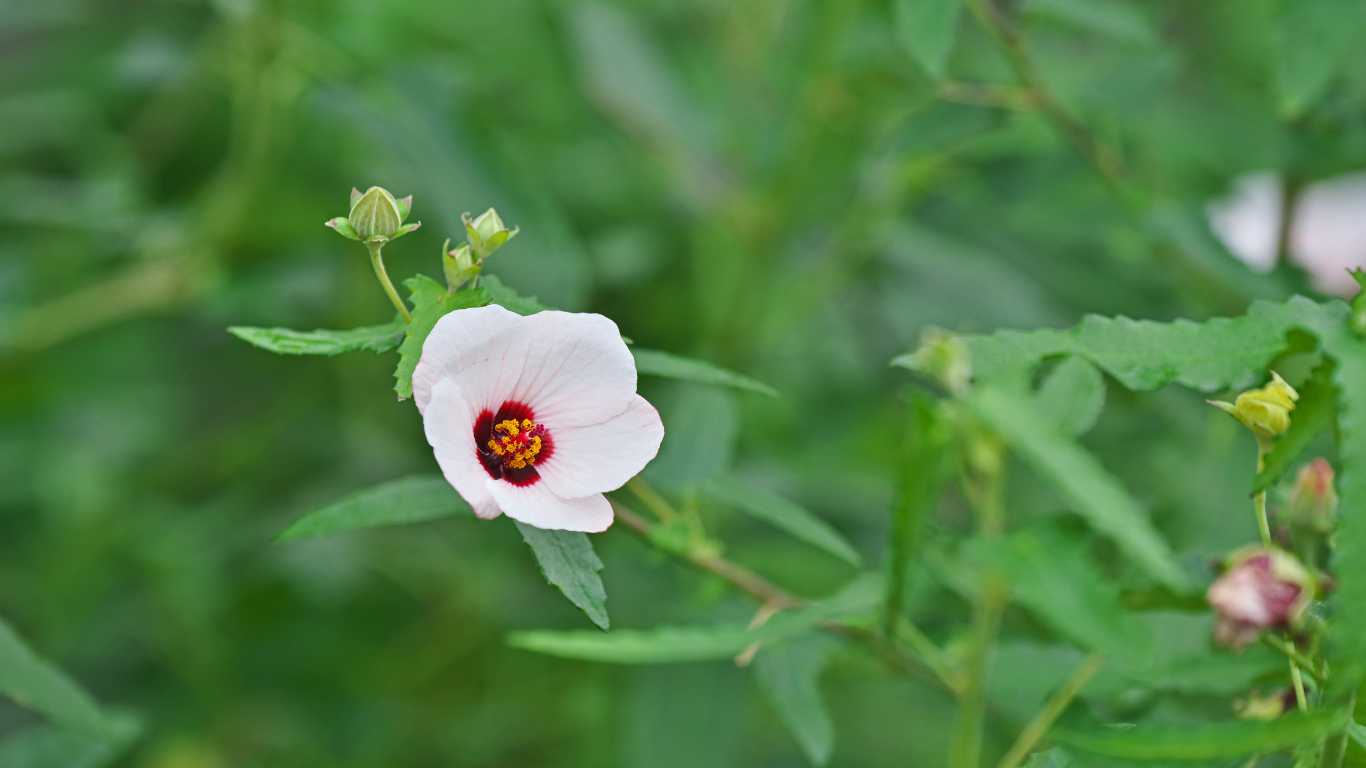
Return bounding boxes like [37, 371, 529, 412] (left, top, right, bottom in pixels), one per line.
[413, 305, 664, 532]
[1207, 547, 1312, 649]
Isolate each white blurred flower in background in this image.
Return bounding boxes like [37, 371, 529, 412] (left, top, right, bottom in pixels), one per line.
[1208, 172, 1366, 295]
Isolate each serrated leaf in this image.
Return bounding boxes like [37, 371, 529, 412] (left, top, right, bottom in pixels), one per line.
[393, 276, 489, 399]
[704, 477, 860, 566]
[906, 297, 1336, 392]
[515, 523, 610, 631]
[480, 274, 547, 315]
[1053, 708, 1348, 761]
[228, 319, 404, 356]
[895, 0, 962, 78]
[1254, 361, 1336, 494]
[0, 617, 109, 736]
[632, 349, 779, 397]
[1035, 356, 1105, 437]
[1273, 0, 1363, 118]
[754, 636, 837, 766]
[508, 575, 879, 663]
[277, 476, 469, 541]
[0, 715, 141, 768]
[968, 386, 1188, 591]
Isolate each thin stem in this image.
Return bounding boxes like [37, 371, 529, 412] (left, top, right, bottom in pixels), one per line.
[1289, 655, 1309, 711]
[628, 477, 677, 522]
[997, 655, 1104, 768]
[1254, 447, 1272, 546]
[1260, 635, 1325, 686]
[367, 242, 412, 324]
[1275, 177, 1303, 269]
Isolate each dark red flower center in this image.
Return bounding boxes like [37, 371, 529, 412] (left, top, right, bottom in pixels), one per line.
[474, 401, 554, 486]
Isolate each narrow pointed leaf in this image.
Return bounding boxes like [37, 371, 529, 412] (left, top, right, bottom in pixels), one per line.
[705, 477, 859, 566]
[516, 523, 610, 630]
[229, 319, 404, 356]
[895, 0, 962, 78]
[632, 349, 778, 397]
[0, 617, 109, 736]
[0, 716, 141, 768]
[1053, 708, 1348, 760]
[277, 476, 469, 541]
[754, 636, 837, 766]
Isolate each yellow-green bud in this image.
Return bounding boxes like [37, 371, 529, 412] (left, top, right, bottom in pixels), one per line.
[1208, 371, 1298, 444]
[326, 186, 420, 244]
[443, 240, 480, 291]
[462, 208, 518, 259]
[906, 327, 971, 396]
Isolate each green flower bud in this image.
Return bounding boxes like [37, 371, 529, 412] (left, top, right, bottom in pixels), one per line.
[327, 186, 420, 244]
[442, 239, 480, 291]
[905, 327, 971, 395]
[1208, 372, 1298, 444]
[462, 208, 518, 259]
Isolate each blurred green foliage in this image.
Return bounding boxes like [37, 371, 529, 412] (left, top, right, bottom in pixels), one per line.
[4, 0, 1366, 765]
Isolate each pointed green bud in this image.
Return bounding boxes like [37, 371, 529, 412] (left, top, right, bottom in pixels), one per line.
[462, 208, 518, 259]
[344, 186, 419, 243]
[443, 239, 480, 291]
[1208, 371, 1298, 444]
[905, 327, 971, 395]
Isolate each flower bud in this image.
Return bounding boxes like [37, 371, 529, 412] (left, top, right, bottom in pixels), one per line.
[1207, 546, 1314, 649]
[1285, 458, 1337, 534]
[906, 327, 971, 396]
[326, 186, 420, 244]
[442, 240, 480, 291]
[462, 208, 518, 259]
[1208, 372, 1298, 444]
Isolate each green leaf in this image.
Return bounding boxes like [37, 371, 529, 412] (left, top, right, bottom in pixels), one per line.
[515, 523, 610, 631]
[0, 617, 109, 736]
[228, 318, 404, 356]
[644, 386, 738, 490]
[886, 392, 954, 634]
[1273, 0, 1364, 118]
[967, 386, 1188, 591]
[0, 716, 141, 768]
[393, 277, 489, 399]
[480, 274, 547, 315]
[704, 477, 860, 566]
[277, 476, 469, 541]
[509, 576, 879, 663]
[908, 297, 1335, 392]
[1025, 0, 1159, 48]
[1034, 356, 1105, 437]
[753, 636, 837, 766]
[894, 0, 962, 78]
[1053, 708, 1349, 761]
[632, 348, 779, 397]
[1254, 361, 1336, 494]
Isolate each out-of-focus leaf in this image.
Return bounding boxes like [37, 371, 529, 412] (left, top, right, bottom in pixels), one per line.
[754, 636, 838, 766]
[632, 349, 779, 397]
[480, 274, 547, 315]
[1025, 0, 1159, 48]
[228, 319, 405, 356]
[644, 386, 738, 490]
[886, 393, 954, 633]
[0, 617, 109, 735]
[1053, 708, 1348, 760]
[516, 523, 610, 631]
[917, 297, 1338, 392]
[1254, 361, 1336, 493]
[0, 715, 141, 768]
[968, 386, 1188, 590]
[277, 476, 469, 541]
[895, 0, 962, 78]
[1022, 747, 1075, 767]
[1034, 356, 1105, 436]
[393, 277, 488, 399]
[705, 477, 859, 566]
[509, 576, 879, 663]
[1273, 0, 1364, 118]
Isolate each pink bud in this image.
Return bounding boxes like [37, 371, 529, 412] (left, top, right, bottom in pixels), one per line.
[1286, 458, 1337, 533]
[1207, 548, 1312, 649]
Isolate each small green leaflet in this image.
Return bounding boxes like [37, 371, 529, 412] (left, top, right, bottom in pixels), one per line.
[633, 348, 779, 397]
[1053, 708, 1348, 761]
[228, 318, 405, 356]
[516, 523, 610, 631]
[1253, 361, 1336, 494]
[393, 276, 489, 399]
[704, 477, 860, 566]
[1033, 356, 1105, 437]
[508, 575, 879, 663]
[894, 0, 962, 78]
[967, 386, 1188, 591]
[277, 476, 470, 541]
[0, 617, 111, 736]
[0, 715, 141, 768]
[753, 636, 837, 766]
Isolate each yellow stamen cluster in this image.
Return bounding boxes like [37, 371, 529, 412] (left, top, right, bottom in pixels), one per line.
[487, 418, 543, 469]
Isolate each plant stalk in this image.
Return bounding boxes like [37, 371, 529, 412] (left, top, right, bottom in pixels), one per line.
[367, 241, 412, 323]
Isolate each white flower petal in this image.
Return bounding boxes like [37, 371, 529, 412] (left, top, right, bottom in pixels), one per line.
[413, 304, 521, 414]
[487, 481, 613, 533]
[502, 311, 637, 427]
[537, 395, 664, 498]
[423, 379, 500, 519]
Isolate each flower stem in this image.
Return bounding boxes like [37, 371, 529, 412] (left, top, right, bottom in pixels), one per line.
[1260, 634, 1325, 685]
[1252, 445, 1311, 711]
[367, 241, 412, 324]
[997, 655, 1103, 768]
[1254, 447, 1272, 546]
